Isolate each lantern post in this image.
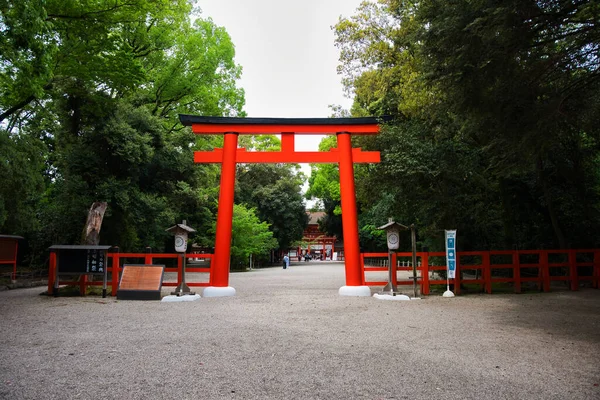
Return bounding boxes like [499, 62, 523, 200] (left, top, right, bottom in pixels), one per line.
[165, 220, 195, 296]
[377, 219, 408, 295]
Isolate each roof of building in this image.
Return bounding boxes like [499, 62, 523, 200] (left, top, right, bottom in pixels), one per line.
[307, 211, 326, 225]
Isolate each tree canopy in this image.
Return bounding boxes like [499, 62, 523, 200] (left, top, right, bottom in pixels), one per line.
[320, 0, 600, 251]
[1, 1, 250, 266]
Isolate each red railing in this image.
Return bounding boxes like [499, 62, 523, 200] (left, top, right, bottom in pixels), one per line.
[362, 250, 600, 295]
[47, 252, 212, 296]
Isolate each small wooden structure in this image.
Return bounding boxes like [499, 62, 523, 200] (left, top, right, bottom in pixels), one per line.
[48, 245, 111, 297]
[0, 235, 23, 281]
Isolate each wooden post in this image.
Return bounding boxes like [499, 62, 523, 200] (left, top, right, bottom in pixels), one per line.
[143, 247, 151, 264]
[111, 247, 120, 297]
[391, 252, 398, 288]
[454, 255, 461, 295]
[483, 252, 492, 294]
[513, 251, 521, 294]
[540, 251, 550, 292]
[422, 252, 430, 295]
[337, 132, 362, 287]
[569, 250, 578, 291]
[79, 202, 108, 296]
[48, 251, 57, 295]
[212, 132, 239, 287]
[594, 250, 600, 289]
[81, 202, 107, 245]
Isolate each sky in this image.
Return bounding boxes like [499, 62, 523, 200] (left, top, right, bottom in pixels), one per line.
[197, 0, 364, 154]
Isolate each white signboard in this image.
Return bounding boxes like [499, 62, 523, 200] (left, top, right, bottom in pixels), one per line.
[174, 234, 187, 253]
[386, 229, 400, 250]
[445, 230, 457, 279]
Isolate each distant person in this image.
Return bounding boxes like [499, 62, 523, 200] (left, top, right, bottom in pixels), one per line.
[283, 254, 290, 269]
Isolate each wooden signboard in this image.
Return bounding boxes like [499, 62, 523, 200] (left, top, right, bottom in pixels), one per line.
[48, 245, 112, 298]
[117, 265, 165, 300]
[49, 245, 111, 275]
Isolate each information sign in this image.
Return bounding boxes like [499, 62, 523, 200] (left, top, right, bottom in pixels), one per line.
[445, 230, 457, 279]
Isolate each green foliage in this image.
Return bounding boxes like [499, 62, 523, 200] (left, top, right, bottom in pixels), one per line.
[0, 130, 46, 234]
[0, 1, 247, 267]
[227, 204, 278, 271]
[332, 0, 600, 250]
[237, 160, 308, 250]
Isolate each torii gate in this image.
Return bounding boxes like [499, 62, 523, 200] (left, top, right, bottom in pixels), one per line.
[179, 115, 381, 297]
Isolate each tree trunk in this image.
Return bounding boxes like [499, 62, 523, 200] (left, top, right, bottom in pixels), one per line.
[537, 157, 567, 249]
[81, 202, 108, 245]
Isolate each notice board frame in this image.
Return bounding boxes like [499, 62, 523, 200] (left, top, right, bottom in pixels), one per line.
[49, 245, 112, 298]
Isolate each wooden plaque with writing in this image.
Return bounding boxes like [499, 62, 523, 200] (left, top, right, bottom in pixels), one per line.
[117, 265, 165, 300]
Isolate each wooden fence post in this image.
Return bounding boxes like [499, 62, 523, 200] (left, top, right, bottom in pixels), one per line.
[569, 250, 578, 291]
[111, 247, 120, 297]
[145, 247, 152, 264]
[360, 253, 366, 285]
[454, 255, 461, 295]
[391, 252, 398, 288]
[421, 252, 429, 295]
[48, 251, 56, 295]
[177, 254, 183, 287]
[540, 251, 550, 292]
[594, 250, 600, 289]
[513, 251, 521, 294]
[483, 252, 492, 294]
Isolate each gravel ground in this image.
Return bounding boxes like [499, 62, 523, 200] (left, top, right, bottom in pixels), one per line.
[0, 261, 599, 400]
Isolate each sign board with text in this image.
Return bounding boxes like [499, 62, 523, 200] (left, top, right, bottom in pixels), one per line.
[445, 230, 457, 279]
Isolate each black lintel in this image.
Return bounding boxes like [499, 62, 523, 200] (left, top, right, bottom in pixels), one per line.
[48, 245, 112, 250]
[179, 114, 390, 126]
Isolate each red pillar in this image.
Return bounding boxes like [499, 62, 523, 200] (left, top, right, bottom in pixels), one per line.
[337, 132, 362, 286]
[212, 132, 239, 287]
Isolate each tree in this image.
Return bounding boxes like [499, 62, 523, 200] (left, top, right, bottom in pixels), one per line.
[227, 204, 278, 271]
[305, 136, 343, 239]
[0, 1, 246, 267]
[236, 157, 308, 250]
[333, 0, 600, 250]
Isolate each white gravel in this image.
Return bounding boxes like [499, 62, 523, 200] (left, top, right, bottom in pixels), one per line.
[0, 261, 599, 400]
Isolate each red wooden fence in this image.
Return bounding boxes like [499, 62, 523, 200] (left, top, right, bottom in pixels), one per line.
[48, 249, 600, 296]
[47, 252, 212, 296]
[362, 250, 600, 295]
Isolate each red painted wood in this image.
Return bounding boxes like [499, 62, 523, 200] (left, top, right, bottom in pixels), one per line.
[513, 251, 521, 293]
[194, 148, 380, 164]
[48, 251, 56, 294]
[422, 252, 430, 295]
[191, 123, 379, 135]
[111, 252, 120, 296]
[212, 133, 238, 287]
[338, 132, 362, 287]
[483, 252, 492, 294]
[569, 250, 578, 291]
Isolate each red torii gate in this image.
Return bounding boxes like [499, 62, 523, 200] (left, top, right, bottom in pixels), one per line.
[179, 115, 382, 297]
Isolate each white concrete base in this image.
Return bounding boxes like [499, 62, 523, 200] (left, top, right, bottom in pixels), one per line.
[338, 285, 371, 297]
[442, 290, 455, 298]
[161, 294, 201, 302]
[203, 286, 236, 297]
[373, 293, 411, 301]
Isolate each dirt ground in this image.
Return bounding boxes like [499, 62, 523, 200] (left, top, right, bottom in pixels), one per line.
[0, 262, 599, 400]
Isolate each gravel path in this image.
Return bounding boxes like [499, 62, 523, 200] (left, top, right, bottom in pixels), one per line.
[1, 262, 599, 400]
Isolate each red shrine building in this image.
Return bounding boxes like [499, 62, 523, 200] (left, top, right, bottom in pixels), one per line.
[294, 212, 340, 261]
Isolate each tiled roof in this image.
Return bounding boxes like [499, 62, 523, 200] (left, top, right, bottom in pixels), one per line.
[307, 211, 326, 225]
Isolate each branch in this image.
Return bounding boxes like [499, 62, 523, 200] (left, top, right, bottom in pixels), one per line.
[0, 94, 36, 123]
